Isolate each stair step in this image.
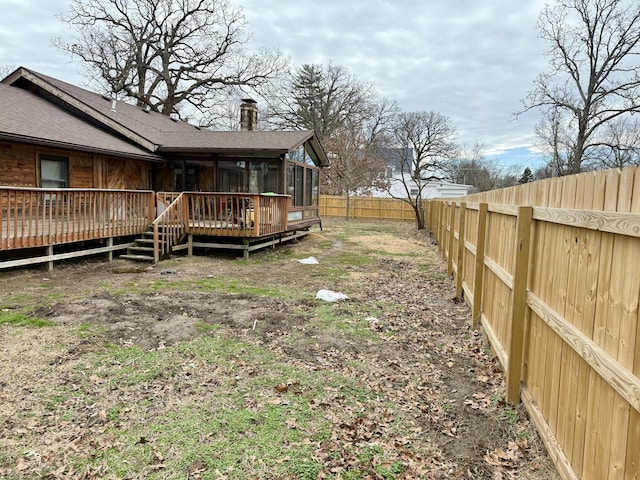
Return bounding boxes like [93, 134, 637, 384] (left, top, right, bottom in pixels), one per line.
[128, 245, 155, 253]
[135, 238, 155, 244]
[120, 254, 155, 262]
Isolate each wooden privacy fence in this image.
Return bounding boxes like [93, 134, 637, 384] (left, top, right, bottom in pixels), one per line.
[319, 195, 419, 221]
[426, 167, 640, 480]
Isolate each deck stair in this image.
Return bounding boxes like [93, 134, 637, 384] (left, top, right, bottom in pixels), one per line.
[120, 226, 162, 262]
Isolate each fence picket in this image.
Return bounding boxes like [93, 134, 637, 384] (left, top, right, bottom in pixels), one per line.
[455, 202, 466, 298]
[472, 203, 488, 326]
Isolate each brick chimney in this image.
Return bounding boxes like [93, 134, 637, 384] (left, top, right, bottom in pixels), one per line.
[240, 98, 258, 131]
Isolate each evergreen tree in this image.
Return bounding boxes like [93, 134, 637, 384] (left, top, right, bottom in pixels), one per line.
[518, 167, 534, 184]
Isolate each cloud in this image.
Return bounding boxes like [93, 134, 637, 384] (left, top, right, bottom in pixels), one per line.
[1, 0, 550, 168]
[238, 0, 549, 164]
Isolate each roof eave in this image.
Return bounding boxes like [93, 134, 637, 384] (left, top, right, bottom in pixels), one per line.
[157, 146, 288, 156]
[0, 132, 164, 162]
[304, 133, 329, 167]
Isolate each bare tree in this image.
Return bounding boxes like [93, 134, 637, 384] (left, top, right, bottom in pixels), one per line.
[443, 143, 518, 192]
[533, 107, 580, 176]
[590, 116, 640, 169]
[54, 0, 287, 123]
[321, 98, 397, 219]
[521, 0, 640, 175]
[0, 65, 17, 79]
[388, 110, 458, 229]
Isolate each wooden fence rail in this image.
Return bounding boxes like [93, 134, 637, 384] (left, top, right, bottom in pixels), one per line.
[319, 195, 419, 221]
[426, 167, 640, 480]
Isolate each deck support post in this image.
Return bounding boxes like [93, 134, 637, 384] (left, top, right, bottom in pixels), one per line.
[106, 238, 114, 262]
[47, 245, 54, 272]
[243, 238, 250, 260]
[187, 235, 193, 256]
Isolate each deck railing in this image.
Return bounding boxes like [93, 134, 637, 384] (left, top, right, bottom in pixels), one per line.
[1, 188, 292, 260]
[152, 192, 289, 262]
[181, 192, 289, 237]
[0, 187, 155, 250]
[152, 192, 187, 263]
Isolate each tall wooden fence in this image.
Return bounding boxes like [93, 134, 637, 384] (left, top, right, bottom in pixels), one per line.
[426, 168, 640, 480]
[319, 195, 418, 221]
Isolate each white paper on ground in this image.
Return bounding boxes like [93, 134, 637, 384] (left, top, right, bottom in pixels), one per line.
[315, 289, 350, 302]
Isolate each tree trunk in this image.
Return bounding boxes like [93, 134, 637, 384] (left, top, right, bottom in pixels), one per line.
[345, 193, 351, 221]
[413, 202, 425, 230]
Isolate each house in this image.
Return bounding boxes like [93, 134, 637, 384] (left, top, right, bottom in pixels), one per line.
[0, 67, 328, 269]
[365, 147, 474, 199]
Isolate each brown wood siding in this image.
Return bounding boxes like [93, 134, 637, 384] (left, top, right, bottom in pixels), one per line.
[125, 159, 144, 189]
[107, 158, 126, 189]
[152, 165, 174, 191]
[70, 154, 94, 188]
[0, 142, 38, 187]
[93, 156, 108, 189]
[0, 141, 154, 190]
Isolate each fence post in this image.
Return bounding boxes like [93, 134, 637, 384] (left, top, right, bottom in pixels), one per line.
[447, 201, 456, 275]
[472, 203, 488, 326]
[440, 201, 446, 254]
[437, 202, 444, 254]
[506, 205, 533, 404]
[455, 202, 466, 299]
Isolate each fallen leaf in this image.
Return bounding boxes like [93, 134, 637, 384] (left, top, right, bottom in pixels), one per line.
[15, 458, 28, 471]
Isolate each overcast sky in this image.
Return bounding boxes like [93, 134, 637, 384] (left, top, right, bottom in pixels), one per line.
[0, 0, 550, 170]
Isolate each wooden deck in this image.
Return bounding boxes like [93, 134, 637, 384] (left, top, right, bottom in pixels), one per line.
[152, 192, 291, 262]
[1, 188, 320, 267]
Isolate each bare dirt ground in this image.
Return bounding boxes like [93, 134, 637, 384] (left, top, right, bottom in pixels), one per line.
[0, 219, 560, 479]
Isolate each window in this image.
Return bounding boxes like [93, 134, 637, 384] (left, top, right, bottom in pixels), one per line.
[218, 161, 246, 192]
[305, 168, 313, 206]
[174, 164, 200, 191]
[218, 160, 278, 193]
[248, 162, 278, 193]
[40, 155, 69, 189]
[286, 143, 321, 209]
[286, 163, 295, 202]
[295, 165, 304, 206]
[289, 144, 318, 166]
[312, 169, 319, 206]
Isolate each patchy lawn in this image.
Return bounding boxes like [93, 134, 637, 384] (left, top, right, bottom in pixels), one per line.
[0, 219, 560, 479]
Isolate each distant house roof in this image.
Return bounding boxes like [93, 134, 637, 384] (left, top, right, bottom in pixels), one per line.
[1, 67, 329, 166]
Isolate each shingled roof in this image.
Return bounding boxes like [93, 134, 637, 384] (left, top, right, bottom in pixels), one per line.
[0, 83, 161, 161]
[1, 67, 328, 166]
